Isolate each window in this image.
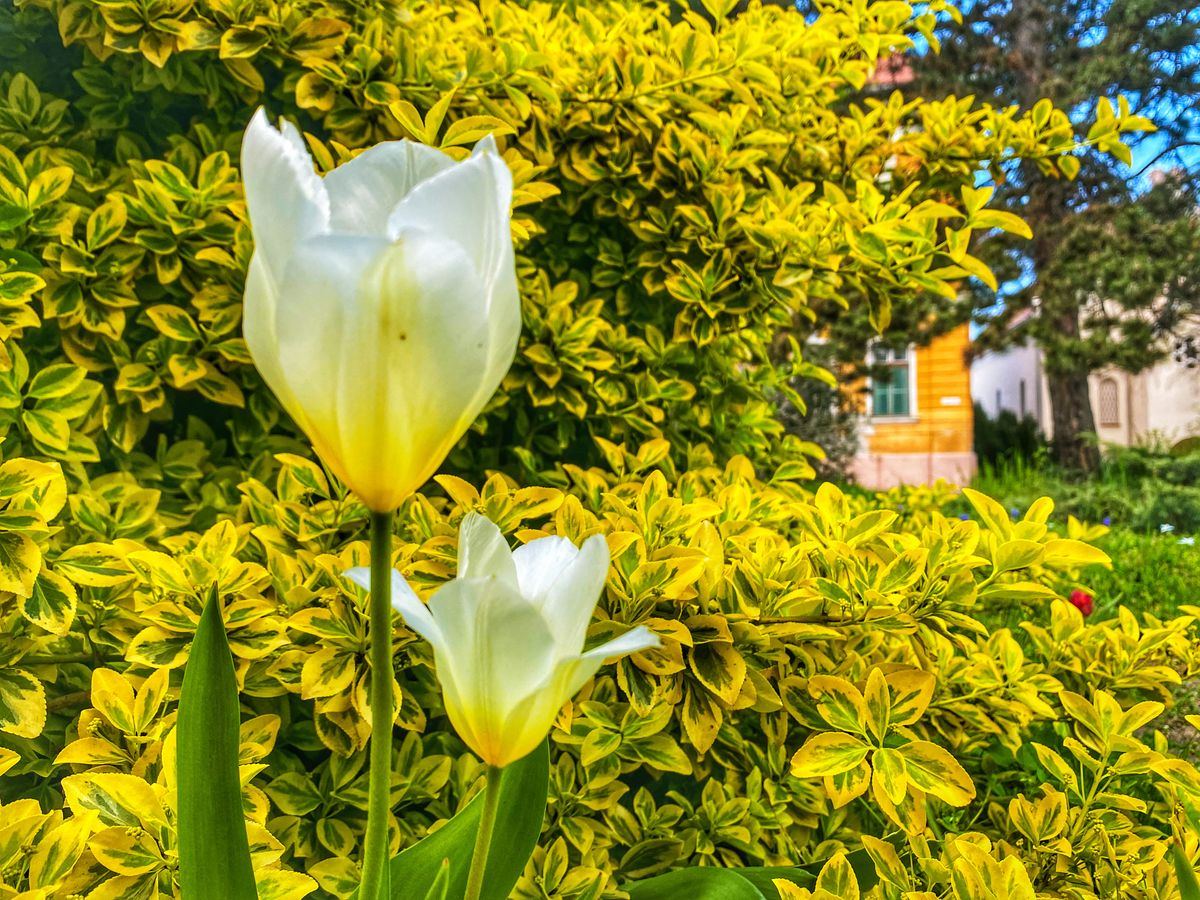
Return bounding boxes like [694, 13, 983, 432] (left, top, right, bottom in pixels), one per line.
[1019, 380, 1027, 418]
[870, 345, 912, 417]
[1098, 377, 1119, 427]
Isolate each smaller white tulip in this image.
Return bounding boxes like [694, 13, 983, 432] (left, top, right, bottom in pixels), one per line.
[345, 514, 659, 767]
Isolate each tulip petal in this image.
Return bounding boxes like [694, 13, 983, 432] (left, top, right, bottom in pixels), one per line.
[457, 513, 518, 587]
[493, 626, 659, 768]
[343, 567, 443, 648]
[324, 140, 456, 235]
[511, 533, 608, 650]
[240, 109, 330, 287]
[385, 145, 512, 284]
[427, 575, 558, 765]
[271, 234, 390, 496]
[243, 253, 302, 431]
[384, 147, 520, 405]
[338, 229, 495, 509]
[493, 655, 603, 767]
[273, 227, 504, 511]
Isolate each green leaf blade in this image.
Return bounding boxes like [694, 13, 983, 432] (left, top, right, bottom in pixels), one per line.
[389, 740, 549, 900]
[624, 867, 766, 900]
[177, 586, 258, 900]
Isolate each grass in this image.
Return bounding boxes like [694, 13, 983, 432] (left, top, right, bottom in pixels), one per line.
[966, 452, 1200, 620]
[1087, 528, 1200, 619]
[971, 447, 1200, 537]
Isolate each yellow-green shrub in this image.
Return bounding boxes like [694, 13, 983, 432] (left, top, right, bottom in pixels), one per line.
[0, 0, 1192, 899]
[0, 0, 1093, 484]
[3, 448, 1200, 898]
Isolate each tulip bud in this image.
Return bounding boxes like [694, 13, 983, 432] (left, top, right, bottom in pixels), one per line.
[346, 514, 660, 767]
[240, 110, 521, 512]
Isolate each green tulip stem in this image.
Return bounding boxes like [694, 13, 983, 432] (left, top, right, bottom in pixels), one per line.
[362, 509, 395, 900]
[464, 765, 503, 900]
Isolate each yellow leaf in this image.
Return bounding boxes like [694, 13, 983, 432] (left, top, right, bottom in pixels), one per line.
[863, 668, 891, 742]
[688, 642, 746, 705]
[28, 808, 98, 888]
[22, 569, 77, 635]
[807, 675, 868, 736]
[815, 850, 860, 900]
[61, 772, 168, 831]
[887, 669, 935, 726]
[791, 732, 871, 778]
[91, 669, 136, 732]
[991, 539, 1044, 576]
[88, 825, 164, 876]
[899, 740, 975, 806]
[772, 879, 809, 900]
[132, 667, 170, 733]
[971, 208, 1033, 239]
[681, 685, 722, 754]
[300, 647, 358, 700]
[825, 759, 871, 808]
[961, 488, 1012, 536]
[54, 543, 132, 587]
[871, 747, 907, 805]
[54, 737, 130, 767]
[255, 868, 320, 900]
[0, 530, 40, 598]
[1041, 538, 1111, 569]
[0, 668, 46, 738]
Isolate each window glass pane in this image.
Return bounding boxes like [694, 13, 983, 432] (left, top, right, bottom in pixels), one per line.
[889, 366, 909, 415]
[872, 361, 910, 416]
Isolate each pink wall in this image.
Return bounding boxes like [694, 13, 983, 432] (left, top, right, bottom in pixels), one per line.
[850, 452, 978, 489]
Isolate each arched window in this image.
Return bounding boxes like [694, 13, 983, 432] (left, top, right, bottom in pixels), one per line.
[1098, 377, 1120, 427]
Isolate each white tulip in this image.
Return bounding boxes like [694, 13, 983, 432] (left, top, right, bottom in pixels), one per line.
[345, 514, 660, 767]
[240, 110, 521, 512]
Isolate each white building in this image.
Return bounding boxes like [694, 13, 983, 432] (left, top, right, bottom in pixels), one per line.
[971, 328, 1200, 448]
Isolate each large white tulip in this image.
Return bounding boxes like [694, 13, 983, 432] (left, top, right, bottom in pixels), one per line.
[240, 110, 521, 512]
[345, 514, 660, 767]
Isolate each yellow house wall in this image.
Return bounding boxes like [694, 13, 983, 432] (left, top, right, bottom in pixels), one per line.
[867, 324, 974, 456]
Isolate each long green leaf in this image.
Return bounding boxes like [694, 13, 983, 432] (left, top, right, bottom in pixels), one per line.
[1175, 843, 1200, 900]
[389, 740, 549, 900]
[624, 868, 766, 900]
[178, 585, 257, 900]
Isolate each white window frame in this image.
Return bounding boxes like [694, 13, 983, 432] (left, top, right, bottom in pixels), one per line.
[865, 343, 918, 422]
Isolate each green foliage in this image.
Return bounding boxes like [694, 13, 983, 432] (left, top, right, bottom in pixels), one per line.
[973, 446, 1200, 535]
[5, 451, 1200, 899]
[1083, 530, 1200, 620]
[0, 0, 1196, 899]
[972, 403, 1045, 468]
[778, 343, 859, 482]
[0, 0, 1087, 486]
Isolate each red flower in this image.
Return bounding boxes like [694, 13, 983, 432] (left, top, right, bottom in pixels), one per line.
[1069, 589, 1094, 617]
